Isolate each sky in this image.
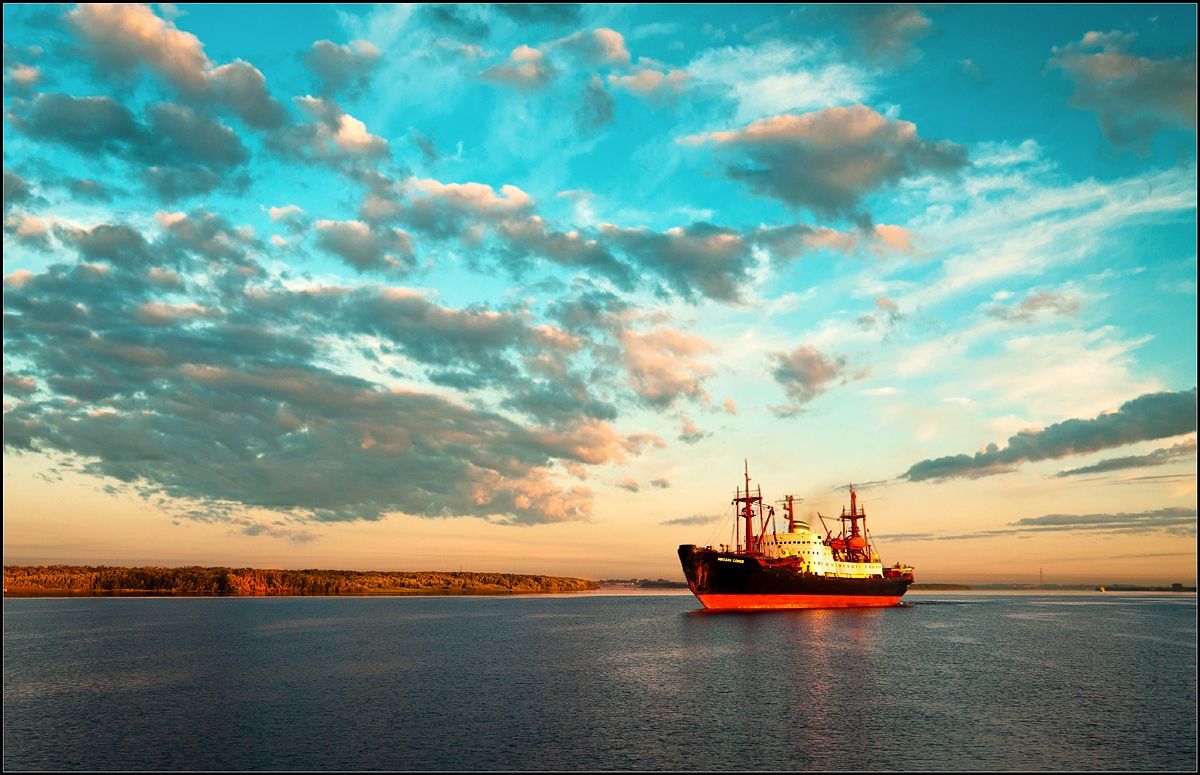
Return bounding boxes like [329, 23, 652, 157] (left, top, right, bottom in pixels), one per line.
[3, 3, 1197, 585]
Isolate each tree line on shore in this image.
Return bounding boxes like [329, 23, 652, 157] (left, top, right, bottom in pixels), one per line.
[2, 565, 599, 596]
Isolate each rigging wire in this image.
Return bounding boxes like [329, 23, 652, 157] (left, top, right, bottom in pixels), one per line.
[700, 501, 735, 549]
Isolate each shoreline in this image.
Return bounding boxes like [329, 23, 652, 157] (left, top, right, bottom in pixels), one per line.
[1, 565, 599, 597]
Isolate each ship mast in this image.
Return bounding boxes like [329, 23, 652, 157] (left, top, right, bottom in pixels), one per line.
[840, 484, 870, 562]
[776, 494, 802, 533]
[732, 460, 763, 554]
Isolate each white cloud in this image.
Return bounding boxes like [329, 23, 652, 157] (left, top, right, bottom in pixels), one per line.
[904, 163, 1197, 309]
[686, 41, 871, 123]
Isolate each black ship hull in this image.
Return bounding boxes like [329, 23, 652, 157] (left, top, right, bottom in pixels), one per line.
[679, 544, 912, 610]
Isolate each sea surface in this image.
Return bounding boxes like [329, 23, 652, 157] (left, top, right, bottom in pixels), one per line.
[3, 591, 1196, 771]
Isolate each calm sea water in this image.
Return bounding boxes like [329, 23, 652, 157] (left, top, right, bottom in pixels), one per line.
[3, 592, 1196, 771]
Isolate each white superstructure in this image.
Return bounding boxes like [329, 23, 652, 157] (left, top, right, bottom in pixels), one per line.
[757, 521, 884, 578]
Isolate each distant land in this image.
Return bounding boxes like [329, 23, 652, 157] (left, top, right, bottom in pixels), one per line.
[1094, 583, 1196, 592]
[2, 565, 598, 597]
[599, 578, 690, 589]
[909, 583, 973, 590]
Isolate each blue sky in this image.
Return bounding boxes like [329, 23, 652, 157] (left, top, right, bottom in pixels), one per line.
[3, 4, 1196, 583]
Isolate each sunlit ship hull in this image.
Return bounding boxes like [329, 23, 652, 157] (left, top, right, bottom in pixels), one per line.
[678, 545, 911, 611]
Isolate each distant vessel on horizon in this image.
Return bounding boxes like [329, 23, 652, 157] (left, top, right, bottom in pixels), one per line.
[677, 463, 914, 611]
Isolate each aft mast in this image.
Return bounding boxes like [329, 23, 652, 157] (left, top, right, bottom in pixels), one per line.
[839, 484, 871, 562]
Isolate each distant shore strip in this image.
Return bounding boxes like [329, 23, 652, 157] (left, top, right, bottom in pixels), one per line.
[2, 565, 599, 597]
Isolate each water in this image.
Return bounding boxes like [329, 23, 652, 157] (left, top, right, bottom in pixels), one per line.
[3, 592, 1196, 771]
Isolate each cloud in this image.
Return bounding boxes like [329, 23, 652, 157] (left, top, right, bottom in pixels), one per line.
[495, 215, 636, 289]
[146, 102, 250, 170]
[304, 39, 381, 98]
[142, 166, 224, 202]
[608, 66, 689, 100]
[314, 220, 415, 273]
[577, 75, 615, 131]
[271, 96, 389, 166]
[4, 364, 604, 525]
[683, 105, 968, 218]
[67, 3, 210, 91]
[841, 4, 932, 65]
[67, 3, 287, 128]
[619, 328, 715, 407]
[903, 388, 1199, 481]
[4, 213, 52, 250]
[770, 345, 855, 405]
[137, 301, 220, 326]
[361, 179, 856, 306]
[293, 285, 580, 393]
[480, 45, 555, 90]
[3, 169, 36, 212]
[749, 222, 904, 263]
[52, 221, 154, 269]
[553, 28, 631, 66]
[494, 4, 582, 26]
[65, 178, 113, 202]
[3, 372, 38, 397]
[1047, 30, 1196, 151]
[886, 506, 1197, 541]
[499, 376, 619, 425]
[959, 58, 984, 84]
[409, 128, 440, 165]
[1055, 438, 1197, 477]
[391, 176, 534, 239]
[357, 177, 876, 303]
[857, 295, 905, 330]
[1012, 507, 1197, 535]
[8, 95, 250, 201]
[2, 244, 662, 525]
[265, 204, 310, 233]
[685, 41, 870, 124]
[600, 222, 756, 302]
[154, 210, 262, 268]
[986, 291, 1082, 323]
[661, 513, 720, 526]
[527, 418, 663, 466]
[678, 415, 709, 444]
[208, 61, 289, 129]
[4, 42, 44, 94]
[5, 62, 42, 92]
[8, 93, 142, 153]
[421, 5, 490, 42]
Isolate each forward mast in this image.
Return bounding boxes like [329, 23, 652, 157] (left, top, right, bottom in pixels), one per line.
[732, 459, 772, 554]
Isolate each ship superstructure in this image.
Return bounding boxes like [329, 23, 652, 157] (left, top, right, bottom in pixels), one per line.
[677, 463, 914, 610]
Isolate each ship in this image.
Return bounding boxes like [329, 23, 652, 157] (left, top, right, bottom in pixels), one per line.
[677, 463, 914, 610]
